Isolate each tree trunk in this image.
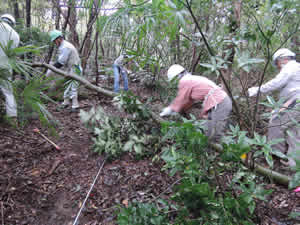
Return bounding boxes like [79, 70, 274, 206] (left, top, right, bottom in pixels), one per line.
[68, 4, 80, 48]
[80, 0, 102, 71]
[176, 31, 181, 64]
[190, 25, 198, 72]
[54, 1, 61, 30]
[45, 0, 61, 68]
[25, 0, 31, 28]
[100, 40, 105, 57]
[219, 0, 242, 90]
[60, 0, 79, 48]
[62, 0, 72, 32]
[12, 0, 20, 23]
[95, 31, 100, 86]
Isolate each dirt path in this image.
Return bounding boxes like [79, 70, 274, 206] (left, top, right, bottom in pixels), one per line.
[0, 87, 300, 224]
[0, 93, 177, 225]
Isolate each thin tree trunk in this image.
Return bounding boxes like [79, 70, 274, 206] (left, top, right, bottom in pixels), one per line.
[68, 3, 80, 48]
[80, 0, 102, 71]
[25, 0, 33, 77]
[84, 35, 98, 75]
[192, 49, 205, 73]
[12, 0, 20, 22]
[95, 31, 100, 86]
[25, 0, 31, 28]
[100, 40, 105, 57]
[62, 0, 72, 32]
[45, 0, 61, 68]
[60, 0, 80, 48]
[220, 1, 242, 88]
[190, 25, 198, 72]
[176, 32, 181, 64]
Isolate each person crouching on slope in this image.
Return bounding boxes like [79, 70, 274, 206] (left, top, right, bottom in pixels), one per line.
[160, 64, 232, 141]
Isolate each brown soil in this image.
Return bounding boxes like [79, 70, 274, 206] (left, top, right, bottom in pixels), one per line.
[0, 83, 300, 225]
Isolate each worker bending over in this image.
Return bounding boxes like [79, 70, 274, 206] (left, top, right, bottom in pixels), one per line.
[248, 48, 300, 167]
[160, 64, 232, 141]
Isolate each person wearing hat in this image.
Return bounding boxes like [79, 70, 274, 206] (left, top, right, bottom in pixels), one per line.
[160, 64, 232, 141]
[248, 48, 300, 166]
[0, 14, 19, 121]
[47, 30, 82, 111]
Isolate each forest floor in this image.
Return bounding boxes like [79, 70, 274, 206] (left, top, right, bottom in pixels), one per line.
[0, 79, 300, 225]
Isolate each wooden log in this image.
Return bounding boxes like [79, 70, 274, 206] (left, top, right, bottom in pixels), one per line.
[210, 143, 291, 186]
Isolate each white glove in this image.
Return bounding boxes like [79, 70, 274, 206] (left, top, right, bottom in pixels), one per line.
[160, 107, 173, 117]
[248, 87, 259, 97]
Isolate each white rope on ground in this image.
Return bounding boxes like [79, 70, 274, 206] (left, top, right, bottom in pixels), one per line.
[72, 157, 107, 225]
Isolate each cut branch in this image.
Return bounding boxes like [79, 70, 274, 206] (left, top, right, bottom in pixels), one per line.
[210, 143, 291, 186]
[29, 62, 116, 97]
[27, 62, 164, 123]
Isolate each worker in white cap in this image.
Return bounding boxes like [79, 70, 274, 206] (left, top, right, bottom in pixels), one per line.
[160, 64, 232, 140]
[0, 14, 20, 120]
[248, 48, 300, 167]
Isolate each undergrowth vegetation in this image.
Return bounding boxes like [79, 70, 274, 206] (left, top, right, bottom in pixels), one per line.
[80, 91, 283, 224]
[80, 92, 160, 159]
[1, 0, 299, 224]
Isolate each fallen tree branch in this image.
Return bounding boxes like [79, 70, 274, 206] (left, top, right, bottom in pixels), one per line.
[210, 143, 291, 186]
[27, 62, 165, 124]
[28, 62, 116, 97]
[27, 62, 291, 186]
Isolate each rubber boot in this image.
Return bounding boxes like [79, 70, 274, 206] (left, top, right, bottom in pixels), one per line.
[62, 98, 70, 108]
[71, 96, 79, 112]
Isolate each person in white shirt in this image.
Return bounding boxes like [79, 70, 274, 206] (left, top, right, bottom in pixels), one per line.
[47, 30, 82, 112]
[0, 14, 20, 119]
[248, 48, 300, 166]
[113, 54, 129, 93]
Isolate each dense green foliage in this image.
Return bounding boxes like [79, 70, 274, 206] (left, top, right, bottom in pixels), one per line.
[80, 92, 160, 159]
[0, 0, 299, 224]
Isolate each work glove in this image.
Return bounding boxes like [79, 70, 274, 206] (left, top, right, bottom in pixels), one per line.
[248, 87, 259, 97]
[160, 107, 174, 117]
